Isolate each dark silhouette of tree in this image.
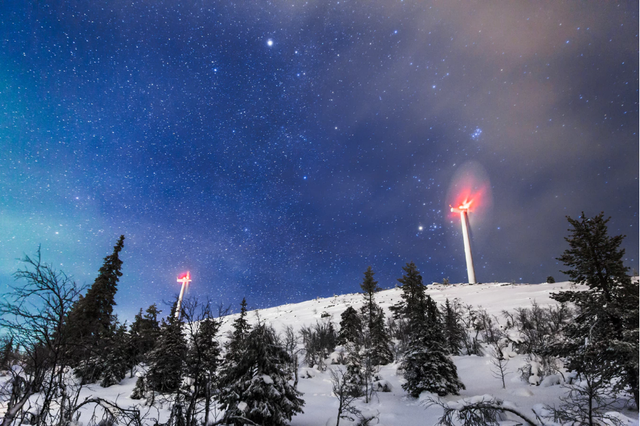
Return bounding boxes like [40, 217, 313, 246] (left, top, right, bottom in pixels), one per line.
[66, 235, 125, 382]
[442, 298, 465, 355]
[146, 303, 187, 394]
[551, 212, 639, 409]
[337, 306, 362, 347]
[127, 304, 161, 371]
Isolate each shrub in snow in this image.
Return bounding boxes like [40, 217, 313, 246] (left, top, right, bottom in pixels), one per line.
[301, 319, 337, 371]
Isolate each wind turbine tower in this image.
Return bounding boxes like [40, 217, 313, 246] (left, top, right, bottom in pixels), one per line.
[451, 200, 477, 284]
[175, 271, 191, 319]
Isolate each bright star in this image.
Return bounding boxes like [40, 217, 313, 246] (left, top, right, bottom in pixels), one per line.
[267, 39, 274, 47]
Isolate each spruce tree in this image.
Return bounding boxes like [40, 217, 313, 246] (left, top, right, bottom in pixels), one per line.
[67, 235, 125, 381]
[395, 264, 465, 397]
[368, 304, 394, 365]
[184, 306, 221, 426]
[551, 212, 639, 408]
[100, 320, 130, 387]
[225, 298, 252, 366]
[146, 305, 187, 393]
[358, 267, 393, 365]
[217, 323, 304, 426]
[360, 266, 381, 332]
[337, 306, 362, 347]
[128, 304, 161, 368]
[391, 261, 427, 323]
[443, 298, 465, 355]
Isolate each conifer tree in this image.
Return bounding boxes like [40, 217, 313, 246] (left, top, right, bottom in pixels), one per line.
[337, 306, 362, 347]
[368, 305, 394, 365]
[395, 264, 465, 397]
[443, 298, 465, 355]
[182, 301, 222, 426]
[391, 261, 427, 323]
[67, 235, 125, 381]
[217, 323, 304, 426]
[551, 212, 639, 408]
[402, 295, 465, 397]
[146, 304, 187, 393]
[100, 320, 130, 387]
[358, 267, 393, 365]
[128, 304, 161, 368]
[225, 298, 252, 366]
[343, 343, 366, 398]
[360, 266, 381, 332]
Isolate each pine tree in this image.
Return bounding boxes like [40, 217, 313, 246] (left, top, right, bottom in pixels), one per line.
[391, 261, 427, 324]
[394, 264, 465, 397]
[128, 304, 161, 368]
[360, 266, 381, 332]
[100, 320, 130, 387]
[442, 298, 465, 355]
[225, 298, 252, 366]
[217, 323, 304, 426]
[146, 305, 187, 393]
[337, 306, 362, 347]
[551, 212, 639, 409]
[358, 267, 393, 366]
[183, 303, 221, 426]
[66, 235, 125, 381]
[343, 343, 366, 398]
[401, 296, 465, 397]
[368, 305, 394, 365]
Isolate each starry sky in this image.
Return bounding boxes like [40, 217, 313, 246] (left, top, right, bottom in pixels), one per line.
[1, 1, 638, 321]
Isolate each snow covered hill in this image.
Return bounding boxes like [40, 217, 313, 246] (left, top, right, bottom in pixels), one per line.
[3, 281, 638, 425]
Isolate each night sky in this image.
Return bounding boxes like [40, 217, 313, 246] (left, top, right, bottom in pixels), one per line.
[1, 1, 638, 321]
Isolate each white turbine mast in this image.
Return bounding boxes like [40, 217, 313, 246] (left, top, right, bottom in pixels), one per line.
[451, 200, 477, 284]
[175, 271, 191, 319]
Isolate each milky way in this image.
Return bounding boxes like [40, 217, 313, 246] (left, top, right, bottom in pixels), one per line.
[1, 1, 637, 319]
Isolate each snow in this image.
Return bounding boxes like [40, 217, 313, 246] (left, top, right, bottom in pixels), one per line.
[2, 281, 638, 425]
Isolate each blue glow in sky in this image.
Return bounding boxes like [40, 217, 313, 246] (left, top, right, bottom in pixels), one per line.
[1, 1, 637, 320]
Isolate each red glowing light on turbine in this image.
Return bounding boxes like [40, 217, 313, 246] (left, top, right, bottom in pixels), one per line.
[177, 271, 191, 285]
[450, 187, 485, 216]
[451, 197, 474, 213]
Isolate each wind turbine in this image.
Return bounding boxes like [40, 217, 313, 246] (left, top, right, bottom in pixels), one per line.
[175, 271, 191, 319]
[451, 199, 477, 284]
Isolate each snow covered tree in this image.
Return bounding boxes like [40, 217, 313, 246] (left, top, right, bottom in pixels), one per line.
[337, 306, 362, 347]
[146, 304, 187, 394]
[551, 212, 639, 408]
[367, 304, 394, 366]
[217, 323, 304, 426]
[66, 235, 125, 382]
[394, 265, 465, 398]
[442, 298, 465, 355]
[300, 320, 337, 370]
[401, 295, 465, 397]
[391, 261, 429, 328]
[358, 267, 393, 366]
[225, 297, 252, 366]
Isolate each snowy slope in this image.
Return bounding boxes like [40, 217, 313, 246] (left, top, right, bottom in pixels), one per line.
[5, 282, 638, 426]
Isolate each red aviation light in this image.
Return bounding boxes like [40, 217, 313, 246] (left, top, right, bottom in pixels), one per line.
[177, 271, 191, 285]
